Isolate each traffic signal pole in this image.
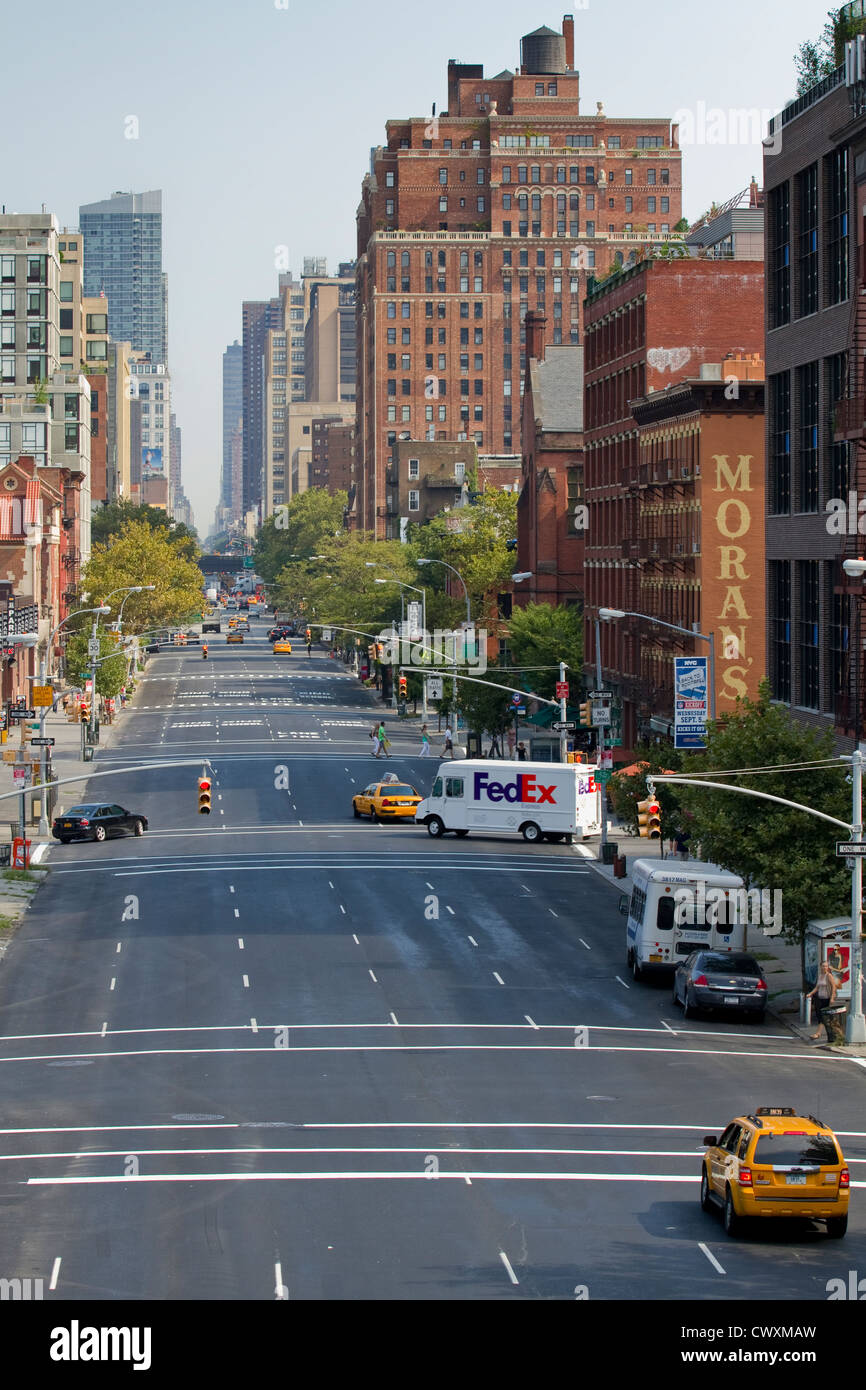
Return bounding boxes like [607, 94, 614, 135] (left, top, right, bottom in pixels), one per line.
[595, 616, 608, 851]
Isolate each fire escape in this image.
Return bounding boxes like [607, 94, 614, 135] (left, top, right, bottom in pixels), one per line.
[833, 236, 866, 737]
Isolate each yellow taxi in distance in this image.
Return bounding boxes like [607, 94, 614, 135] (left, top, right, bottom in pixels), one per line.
[352, 777, 423, 823]
[273, 640, 292, 654]
[226, 631, 244, 644]
[701, 1107, 850, 1238]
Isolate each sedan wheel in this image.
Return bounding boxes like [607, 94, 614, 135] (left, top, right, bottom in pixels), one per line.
[133, 820, 145, 837]
[94, 825, 107, 842]
[682, 993, 694, 1020]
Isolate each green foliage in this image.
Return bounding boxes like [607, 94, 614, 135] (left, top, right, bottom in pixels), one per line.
[457, 666, 514, 737]
[506, 603, 583, 700]
[91, 500, 199, 554]
[794, 6, 865, 94]
[65, 626, 126, 698]
[81, 520, 205, 634]
[407, 489, 518, 627]
[254, 489, 348, 582]
[677, 681, 849, 945]
[271, 533, 412, 639]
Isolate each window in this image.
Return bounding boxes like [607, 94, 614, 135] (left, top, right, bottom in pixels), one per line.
[797, 560, 820, 709]
[585, 193, 594, 211]
[386, 171, 395, 187]
[387, 328, 396, 344]
[445, 777, 464, 798]
[566, 134, 594, 147]
[535, 83, 544, 96]
[826, 149, 849, 306]
[625, 168, 632, 185]
[408, 458, 420, 478]
[586, 221, 595, 237]
[556, 166, 566, 183]
[585, 167, 595, 184]
[661, 169, 670, 184]
[660, 197, 669, 213]
[635, 135, 664, 148]
[401, 354, 410, 369]
[474, 302, 483, 318]
[59, 336, 74, 357]
[796, 164, 819, 317]
[503, 194, 512, 210]
[387, 302, 396, 319]
[477, 197, 485, 212]
[503, 221, 512, 237]
[477, 168, 485, 184]
[59, 281, 73, 302]
[608, 136, 621, 148]
[385, 199, 394, 215]
[401, 302, 411, 318]
[402, 328, 411, 344]
[531, 165, 541, 183]
[401, 406, 411, 421]
[797, 360, 819, 512]
[518, 165, 527, 183]
[401, 378, 411, 395]
[829, 353, 850, 497]
[439, 196, 448, 212]
[569, 166, 579, 183]
[474, 354, 483, 369]
[408, 490, 420, 511]
[624, 196, 633, 213]
[501, 166, 511, 183]
[439, 168, 448, 184]
[646, 169, 657, 186]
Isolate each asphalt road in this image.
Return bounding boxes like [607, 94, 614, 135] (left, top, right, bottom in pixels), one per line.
[0, 616, 863, 1301]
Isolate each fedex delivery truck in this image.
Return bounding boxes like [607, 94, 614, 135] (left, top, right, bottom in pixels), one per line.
[416, 759, 603, 844]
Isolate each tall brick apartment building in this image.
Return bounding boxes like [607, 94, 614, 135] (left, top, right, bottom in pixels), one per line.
[583, 255, 764, 753]
[356, 15, 683, 536]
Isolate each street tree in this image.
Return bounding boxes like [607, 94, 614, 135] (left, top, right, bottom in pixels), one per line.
[255, 489, 348, 582]
[81, 521, 205, 633]
[457, 666, 514, 744]
[91, 500, 199, 556]
[676, 682, 849, 962]
[408, 490, 518, 628]
[506, 602, 583, 700]
[64, 627, 126, 698]
[607, 743, 685, 842]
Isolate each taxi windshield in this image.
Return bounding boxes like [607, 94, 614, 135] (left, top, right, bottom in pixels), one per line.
[753, 1133, 839, 1168]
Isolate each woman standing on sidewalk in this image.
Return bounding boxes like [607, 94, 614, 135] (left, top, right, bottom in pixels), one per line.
[807, 961, 839, 1040]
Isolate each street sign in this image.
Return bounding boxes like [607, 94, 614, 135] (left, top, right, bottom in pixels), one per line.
[556, 681, 569, 699]
[244, 557, 254, 569]
[511, 692, 522, 706]
[88, 637, 101, 658]
[30, 737, 55, 747]
[551, 721, 576, 732]
[589, 689, 613, 700]
[513, 706, 526, 716]
[32, 685, 53, 707]
[426, 676, 444, 700]
[836, 842, 866, 857]
[599, 748, 614, 769]
[591, 702, 611, 726]
[321, 628, 332, 641]
[596, 769, 613, 785]
[7, 709, 35, 721]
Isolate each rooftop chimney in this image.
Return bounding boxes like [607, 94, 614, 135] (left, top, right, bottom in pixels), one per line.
[525, 310, 548, 366]
[563, 14, 574, 70]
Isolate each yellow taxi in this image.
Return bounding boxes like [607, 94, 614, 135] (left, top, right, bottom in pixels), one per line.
[701, 1106, 850, 1238]
[226, 631, 244, 645]
[273, 640, 292, 654]
[352, 776, 423, 823]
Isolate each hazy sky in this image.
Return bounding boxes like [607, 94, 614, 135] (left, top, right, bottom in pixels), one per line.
[0, 0, 831, 533]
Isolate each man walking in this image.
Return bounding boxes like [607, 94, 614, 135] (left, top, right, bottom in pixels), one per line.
[488, 729, 502, 759]
[443, 726, 454, 759]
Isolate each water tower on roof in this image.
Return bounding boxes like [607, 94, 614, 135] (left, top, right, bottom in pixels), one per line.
[520, 24, 566, 74]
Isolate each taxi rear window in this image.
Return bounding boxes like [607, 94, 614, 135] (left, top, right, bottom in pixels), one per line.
[382, 785, 416, 797]
[753, 1134, 840, 1168]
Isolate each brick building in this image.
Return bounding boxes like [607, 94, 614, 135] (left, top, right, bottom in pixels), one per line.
[517, 310, 584, 607]
[310, 418, 356, 496]
[356, 15, 684, 536]
[583, 255, 764, 753]
[626, 357, 766, 741]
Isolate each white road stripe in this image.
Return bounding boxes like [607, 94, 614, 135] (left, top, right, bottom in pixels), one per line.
[549, 909, 558, 918]
[369, 970, 378, 984]
[109, 978, 116, 992]
[661, 1019, 677, 1036]
[100, 1023, 107, 1038]
[698, 1243, 726, 1275]
[274, 1262, 288, 1300]
[468, 936, 478, 947]
[390, 1013, 399, 1026]
[493, 972, 505, 986]
[25, 1172, 725, 1187]
[525, 1016, 538, 1030]
[234, 908, 240, 918]
[446, 906, 455, 915]
[250, 1019, 258, 1034]
[242, 976, 250, 989]
[615, 977, 630, 990]
[339, 905, 346, 914]
[352, 934, 360, 945]
[238, 938, 244, 950]
[499, 1250, 520, 1285]
[49, 1257, 61, 1290]
[579, 939, 591, 950]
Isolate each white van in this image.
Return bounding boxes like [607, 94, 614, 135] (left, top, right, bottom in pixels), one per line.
[621, 858, 747, 982]
[415, 759, 602, 844]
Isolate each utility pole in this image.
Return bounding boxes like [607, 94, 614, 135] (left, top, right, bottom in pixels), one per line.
[849, 745, 866, 1044]
[559, 660, 568, 764]
[595, 616, 608, 850]
[89, 615, 99, 739]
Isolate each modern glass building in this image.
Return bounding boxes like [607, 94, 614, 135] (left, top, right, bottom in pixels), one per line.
[79, 190, 167, 364]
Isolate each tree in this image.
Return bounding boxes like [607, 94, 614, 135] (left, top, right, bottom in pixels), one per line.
[457, 666, 514, 742]
[254, 489, 348, 582]
[607, 743, 685, 841]
[506, 602, 583, 700]
[408, 489, 518, 628]
[271, 532, 412, 639]
[81, 521, 205, 634]
[91, 500, 199, 554]
[794, 6, 864, 94]
[64, 627, 126, 698]
[676, 682, 849, 961]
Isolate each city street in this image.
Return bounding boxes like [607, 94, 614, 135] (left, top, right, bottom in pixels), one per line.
[0, 614, 863, 1301]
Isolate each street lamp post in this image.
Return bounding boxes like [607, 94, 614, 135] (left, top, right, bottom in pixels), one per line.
[371, 568, 428, 717]
[36, 604, 111, 832]
[95, 587, 153, 739]
[418, 558, 471, 738]
[511, 572, 572, 766]
[598, 607, 717, 723]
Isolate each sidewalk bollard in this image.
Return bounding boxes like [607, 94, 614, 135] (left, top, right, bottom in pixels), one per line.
[799, 993, 812, 1026]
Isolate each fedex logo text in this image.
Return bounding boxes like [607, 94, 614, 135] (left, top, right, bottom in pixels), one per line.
[474, 772, 557, 805]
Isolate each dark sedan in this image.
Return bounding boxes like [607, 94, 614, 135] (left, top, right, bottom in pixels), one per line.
[52, 803, 148, 844]
[673, 950, 768, 1020]
[267, 626, 292, 641]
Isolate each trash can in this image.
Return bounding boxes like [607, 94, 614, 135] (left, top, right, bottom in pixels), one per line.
[601, 842, 618, 866]
[0, 844, 10, 867]
[822, 1003, 847, 1045]
[613, 855, 627, 879]
[83, 744, 94, 762]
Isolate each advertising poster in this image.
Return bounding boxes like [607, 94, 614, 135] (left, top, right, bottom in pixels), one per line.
[674, 656, 708, 750]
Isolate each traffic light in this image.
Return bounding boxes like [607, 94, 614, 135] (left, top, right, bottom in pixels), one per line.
[198, 777, 212, 815]
[305, 628, 311, 642]
[398, 674, 408, 699]
[79, 701, 90, 723]
[637, 798, 662, 838]
[579, 700, 592, 728]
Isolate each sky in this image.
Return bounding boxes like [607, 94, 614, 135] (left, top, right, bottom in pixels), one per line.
[0, 0, 833, 535]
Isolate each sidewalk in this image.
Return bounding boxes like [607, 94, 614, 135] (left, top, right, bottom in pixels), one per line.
[581, 823, 866, 1058]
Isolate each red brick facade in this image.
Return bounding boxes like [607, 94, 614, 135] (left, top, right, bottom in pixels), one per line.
[583, 259, 765, 753]
[356, 17, 683, 535]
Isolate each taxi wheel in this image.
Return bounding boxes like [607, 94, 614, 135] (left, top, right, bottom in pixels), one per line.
[700, 1167, 714, 1212]
[353, 804, 361, 819]
[826, 1216, 848, 1238]
[723, 1188, 741, 1237]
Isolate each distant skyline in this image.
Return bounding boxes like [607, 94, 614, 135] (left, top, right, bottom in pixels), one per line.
[0, 0, 832, 532]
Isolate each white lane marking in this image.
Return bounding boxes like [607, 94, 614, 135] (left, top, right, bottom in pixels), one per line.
[6, 1144, 851, 1162]
[352, 934, 360, 945]
[100, 1023, 107, 1038]
[10, 1120, 866, 1138]
[275, 1262, 288, 1300]
[234, 908, 240, 918]
[465, 1176, 472, 1185]
[238, 939, 244, 950]
[298, 821, 303, 827]
[520, 884, 531, 895]
[116, 943, 122, 954]
[579, 939, 591, 950]
[615, 977, 630, 990]
[31, 844, 48, 865]
[339, 905, 346, 915]
[328, 881, 334, 889]
[493, 972, 505, 986]
[369, 970, 378, 984]
[220, 810, 225, 816]
[698, 1243, 726, 1275]
[468, 936, 478, 947]
[661, 1019, 677, 1036]
[230, 886, 235, 894]
[525, 1016, 538, 1030]
[574, 844, 593, 858]
[250, 1019, 258, 1034]
[549, 909, 558, 918]
[109, 978, 116, 992]
[426, 882, 434, 890]
[390, 1013, 399, 1026]
[499, 1251, 520, 1285]
[242, 975, 250, 989]
[27, 1172, 719, 1188]
[49, 1257, 61, 1290]
[446, 906, 455, 915]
